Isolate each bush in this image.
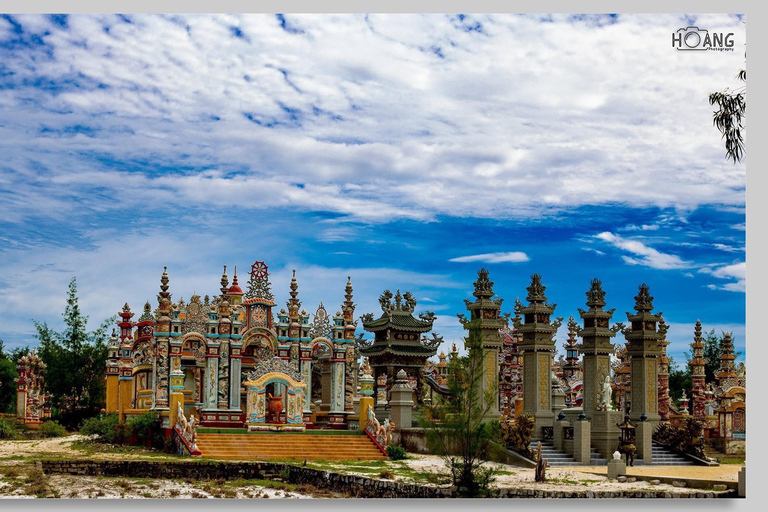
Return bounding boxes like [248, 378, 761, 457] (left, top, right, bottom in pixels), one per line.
[499, 413, 536, 460]
[80, 414, 127, 445]
[39, 420, 66, 438]
[386, 444, 408, 460]
[126, 412, 161, 446]
[0, 416, 20, 439]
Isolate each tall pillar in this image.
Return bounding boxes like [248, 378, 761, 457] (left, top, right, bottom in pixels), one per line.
[390, 369, 414, 430]
[300, 344, 312, 413]
[204, 342, 220, 409]
[458, 268, 506, 420]
[624, 284, 663, 425]
[229, 342, 243, 411]
[105, 331, 120, 413]
[154, 267, 172, 410]
[169, 367, 185, 428]
[517, 274, 562, 438]
[578, 279, 617, 418]
[117, 303, 135, 422]
[330, 345, 346, 413]
[657, 318, 671, 423]
[690, 320, 707, 420]
[358, 366, 375, 430]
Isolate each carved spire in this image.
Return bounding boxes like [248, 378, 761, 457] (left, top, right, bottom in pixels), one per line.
[344, 276, 354, 309]
[139, 301, 154, 322]
[287, 269, 301, 311]
[633, 283, 654, 311]
[526, 273, 547, 303]
[586, 278, 606, 308]
[220, 265, 229, 296]
[158, 266, 170, 302]
[473, 268, 494, 298]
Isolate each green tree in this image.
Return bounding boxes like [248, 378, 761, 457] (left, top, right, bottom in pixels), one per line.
[709, 68, 746, 163]
[420, 318, 499, 497]
[668, 356, 691, 403]
[0, 340, 30, 414]
[33, 277, 114, 427]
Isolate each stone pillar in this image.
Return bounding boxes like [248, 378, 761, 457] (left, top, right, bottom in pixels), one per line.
[105, 333, 120, 413]
[738, 466, 746, 498]
[590, 410, 623, 460]
[330, 345, 346, 413]
[553, 415, 570, 452]
[229, 343, 242, 411]
[516, 274, 561, 438]
[624, 284, 663, 424]
[577, 279, 617, 421]
[635, 421, 653, 462]
[300, 344, 312, 413]
[607, 452, 627, 479]
[358, 369, 375, 431]
[204, 344, 219, 410]
[573, 419, 591, 463]
[169, 368, 185, 428]
[460, 268, 506, 420]
[389, 370, 414, 431]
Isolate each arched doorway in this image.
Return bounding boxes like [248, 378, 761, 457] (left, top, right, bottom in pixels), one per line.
[243, 357, 307, 431]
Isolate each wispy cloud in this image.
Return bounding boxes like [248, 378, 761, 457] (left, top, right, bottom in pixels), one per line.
[594, 232, 691, 270]
[448, 252, 530, 263]
[701, 262, 745, 292]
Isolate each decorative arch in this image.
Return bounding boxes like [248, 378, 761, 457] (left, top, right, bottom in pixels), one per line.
[311, 337, 333, 353]
[242, 327, 278, 353]
[181, 332, 205, 349]
[243, 358, 306, 430]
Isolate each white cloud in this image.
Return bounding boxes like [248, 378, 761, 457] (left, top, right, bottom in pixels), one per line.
[713, 243, 744, 252]
[0, 13, 746, 225]
[594, 232, 691, 270]
[448, 252, 530, 263]
[700, 262, 745, 292]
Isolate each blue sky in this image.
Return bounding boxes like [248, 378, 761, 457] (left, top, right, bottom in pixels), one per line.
[0, 13, 746, 368]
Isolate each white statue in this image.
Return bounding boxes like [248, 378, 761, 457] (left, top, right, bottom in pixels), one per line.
[602, 374, 613, 411]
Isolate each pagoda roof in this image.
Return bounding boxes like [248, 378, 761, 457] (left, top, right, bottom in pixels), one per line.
[362, 310, 434, 332]
[359, 342, 439, 357]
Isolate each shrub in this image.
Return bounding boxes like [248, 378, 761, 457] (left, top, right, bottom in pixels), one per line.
[80, 414, 127, 445]
[499, 413, 536, 460]
[39, 420, 67, 438]
[0, 417, 20, 439]
[126, 412, 161, 446]
[386, 444, 408, 460]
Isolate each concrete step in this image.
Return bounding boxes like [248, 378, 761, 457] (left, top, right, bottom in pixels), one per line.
[196, 432, 386, 461]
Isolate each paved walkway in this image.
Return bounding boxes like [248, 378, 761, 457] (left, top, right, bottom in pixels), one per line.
[559, 464, 743, 482]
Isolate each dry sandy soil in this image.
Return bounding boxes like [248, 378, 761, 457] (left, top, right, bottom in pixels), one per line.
[0, 436, 740, 499]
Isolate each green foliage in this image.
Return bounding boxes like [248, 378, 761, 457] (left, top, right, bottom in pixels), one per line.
[0, 416, 20, 439]
[39, 420, 67, 438]
[499, 413, 536, 460]
[80, 413, 127, 445]
[80, 412, 164, 449]
[668, 357, 692, 403]
[419, 317, 499, 497]
[709, 68, 746, 163]
[653, 418, 706, 459]
[126, 412, 161, 445]
[33, 277, 115, 429]
[386, 444, 408, 461]
[0, 339, 30, 414]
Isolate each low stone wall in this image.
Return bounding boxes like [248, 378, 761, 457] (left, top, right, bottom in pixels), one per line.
[39, 460, 451, 499]
[393, 428, 430, 454]
[39, 459, 737, 499]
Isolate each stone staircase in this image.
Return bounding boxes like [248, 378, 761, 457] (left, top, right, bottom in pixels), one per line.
[528, 439, 607, 467]
[196, 432, 386, 461]
[648, 442, 694, 465]
[526, 439, 693, 466]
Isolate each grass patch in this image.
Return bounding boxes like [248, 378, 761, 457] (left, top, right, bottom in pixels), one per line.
[496, 470, 517, 476]
[719, 456, 745, 465]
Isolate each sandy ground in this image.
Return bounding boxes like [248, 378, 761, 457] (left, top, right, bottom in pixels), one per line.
[0, 473, 315, 499]
[322, 454, 737, 495]
[0, 436, 739, 498]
